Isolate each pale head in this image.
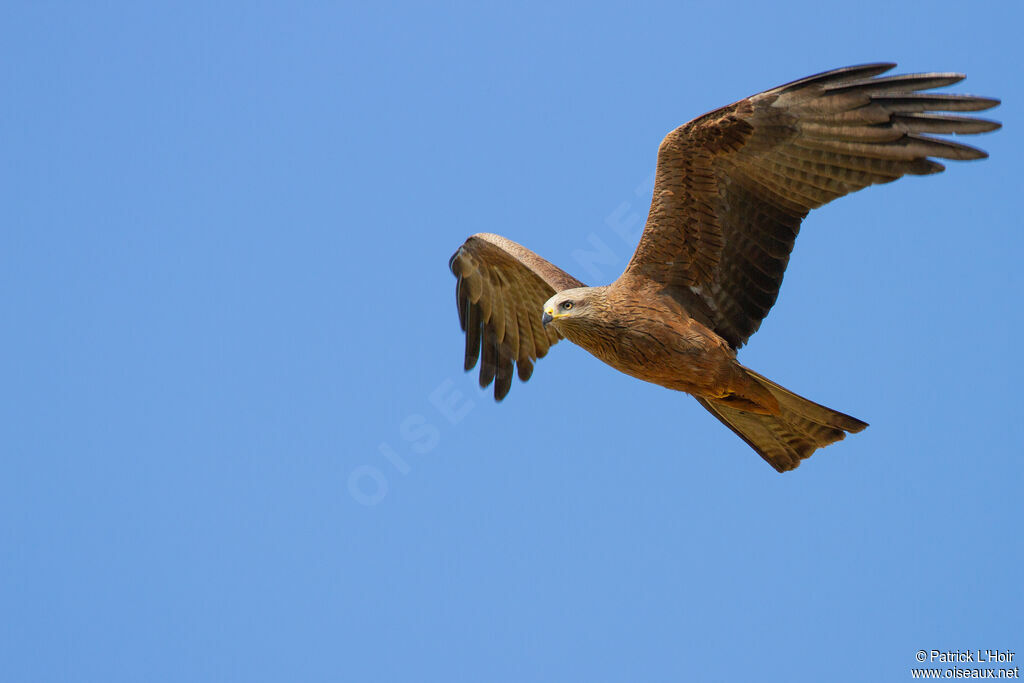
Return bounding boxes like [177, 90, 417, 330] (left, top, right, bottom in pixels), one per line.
[541, 287, 603, 329]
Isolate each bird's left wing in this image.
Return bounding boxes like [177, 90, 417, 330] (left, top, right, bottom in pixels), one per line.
[449, 233, 585, 400]
[620, 63, 1000, 348]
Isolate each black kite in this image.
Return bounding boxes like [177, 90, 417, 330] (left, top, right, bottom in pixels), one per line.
[448, 63, 1000, 472]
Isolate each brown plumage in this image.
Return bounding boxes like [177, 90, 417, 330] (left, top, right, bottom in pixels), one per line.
[448, 63, 1000, 472]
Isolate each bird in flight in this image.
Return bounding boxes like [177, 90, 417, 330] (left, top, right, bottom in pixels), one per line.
[448, 63, 999, 472]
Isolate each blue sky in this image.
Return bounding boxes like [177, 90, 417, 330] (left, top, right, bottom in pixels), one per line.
[2, 2, 1021, 682]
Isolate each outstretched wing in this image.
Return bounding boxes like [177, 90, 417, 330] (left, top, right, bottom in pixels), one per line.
[621, 63, 1001, 348]
[449, 233, 585, 400]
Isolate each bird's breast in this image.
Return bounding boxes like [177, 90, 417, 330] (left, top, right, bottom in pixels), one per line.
[563, 307, 736, 395]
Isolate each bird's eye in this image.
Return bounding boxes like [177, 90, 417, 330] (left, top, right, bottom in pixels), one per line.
[561, 301, 573, 310]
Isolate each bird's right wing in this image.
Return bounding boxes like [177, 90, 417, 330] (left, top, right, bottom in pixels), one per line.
[449, 233, 585, 400]
[621, 63, 1000, 348]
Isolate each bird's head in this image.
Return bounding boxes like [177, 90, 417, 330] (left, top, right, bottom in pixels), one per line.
[542, 287, 601, 329]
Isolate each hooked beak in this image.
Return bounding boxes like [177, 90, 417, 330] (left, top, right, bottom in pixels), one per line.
[541, 310, 553, 327]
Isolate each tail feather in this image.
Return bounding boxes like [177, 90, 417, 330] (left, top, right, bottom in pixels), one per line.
[698, 368, 867, 473]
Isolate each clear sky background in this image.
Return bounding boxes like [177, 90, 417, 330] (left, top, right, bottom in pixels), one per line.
[2, 2, 1021, 682]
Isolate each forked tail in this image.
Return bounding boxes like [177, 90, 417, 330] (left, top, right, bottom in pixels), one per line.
[697, 368, 867, 472]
